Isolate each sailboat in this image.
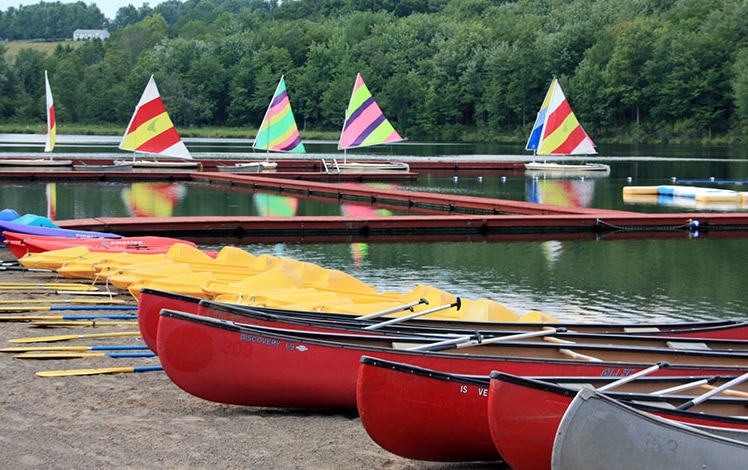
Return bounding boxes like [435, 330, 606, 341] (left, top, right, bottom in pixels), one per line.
[525, 78, 609, 175]
[221, 75, 305, 173]
[0, 71, 72, 167]
[117, 75, 200, 170]
[326, 73, 409, 173]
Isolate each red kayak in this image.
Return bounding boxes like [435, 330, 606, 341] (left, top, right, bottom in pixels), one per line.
[487, 371, 748, 470]
[357, 356, 748, 463]
[156, 309, 748, 409]
[137, 287, 748, 354]
[3, 231, 195, 259]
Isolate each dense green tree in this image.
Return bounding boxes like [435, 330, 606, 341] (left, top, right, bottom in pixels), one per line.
[2, 0, 748, 142]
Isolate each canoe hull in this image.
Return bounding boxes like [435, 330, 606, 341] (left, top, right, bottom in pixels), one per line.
[356, 356, 499, 462]
[487, 373, 748, 470]
[156, 310, 748, 410]
[137, 288, 748, 357]
[551, 388, 748, 470]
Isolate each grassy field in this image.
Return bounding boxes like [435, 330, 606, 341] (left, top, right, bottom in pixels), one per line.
[2, 40, 79, 60]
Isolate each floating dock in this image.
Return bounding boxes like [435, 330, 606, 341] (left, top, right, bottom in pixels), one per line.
[4, 168, 748, 242]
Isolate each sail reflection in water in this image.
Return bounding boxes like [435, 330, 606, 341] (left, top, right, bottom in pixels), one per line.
[253, 193, 299, 217]
[121, 182, 186, 217]
[526, 178, 595, 207]
[340, 182, 398, 266]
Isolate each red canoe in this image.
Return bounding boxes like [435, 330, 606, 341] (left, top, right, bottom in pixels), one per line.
[357, 356, 748, 463]
[487, 371, 748, 470]
[137, 287, 748, 354]
[3, 231, 195, 259]
[156, 309, 748, 410]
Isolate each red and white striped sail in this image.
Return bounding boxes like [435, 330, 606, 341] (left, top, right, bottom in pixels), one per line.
[44, 70, 56, 153]
[533, 78, 596, 156]
[119, 75, 192, 159]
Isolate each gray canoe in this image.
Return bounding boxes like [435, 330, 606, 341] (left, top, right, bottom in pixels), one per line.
[551, 387, 748, 469]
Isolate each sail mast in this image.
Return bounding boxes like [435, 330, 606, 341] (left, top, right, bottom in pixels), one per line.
[44, 70, 56, 156]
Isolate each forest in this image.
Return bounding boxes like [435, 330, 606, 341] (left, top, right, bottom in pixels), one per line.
[1, 0, 748, 144]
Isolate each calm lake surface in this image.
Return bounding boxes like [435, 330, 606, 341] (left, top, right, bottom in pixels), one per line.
[2, 135, 748, 324]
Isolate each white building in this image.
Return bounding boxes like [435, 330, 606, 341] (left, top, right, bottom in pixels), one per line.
[73, 29, 110, 41]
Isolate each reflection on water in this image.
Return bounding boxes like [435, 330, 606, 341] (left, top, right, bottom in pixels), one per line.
[234, 239, 748, 324]
[526, 178, 596, 207]
[3, 138, 748, 324]
[121, 183, 186, 217]
[254, 193, 298, 217]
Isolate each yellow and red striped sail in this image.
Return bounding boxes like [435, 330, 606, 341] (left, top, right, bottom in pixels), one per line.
[119, 75, 192, 159]
[44, 70, 55, 153]
[527, 78, 596, 156]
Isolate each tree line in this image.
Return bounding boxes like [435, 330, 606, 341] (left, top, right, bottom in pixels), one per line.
[1, 0, 748, 144]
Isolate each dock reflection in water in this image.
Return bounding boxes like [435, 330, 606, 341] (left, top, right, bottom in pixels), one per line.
[3, 138, 748, 327]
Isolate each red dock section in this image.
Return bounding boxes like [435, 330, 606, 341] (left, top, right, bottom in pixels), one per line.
[27, 170, 747, 243]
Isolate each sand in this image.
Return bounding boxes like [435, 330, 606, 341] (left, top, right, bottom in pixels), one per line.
[0, 250, 503, 469]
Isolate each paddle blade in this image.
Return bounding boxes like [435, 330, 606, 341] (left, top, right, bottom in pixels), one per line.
[9, 331, 141, 343]
[1, 345, 150, 352]
[15, 352, 156, 359]
[36, 365, 163, 377]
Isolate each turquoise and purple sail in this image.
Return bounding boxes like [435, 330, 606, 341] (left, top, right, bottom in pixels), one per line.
[338, 73, 403, 150]
[253, 76, 305, 153]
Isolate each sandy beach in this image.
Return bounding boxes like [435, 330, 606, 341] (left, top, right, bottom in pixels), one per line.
[0, 249, 504, 469]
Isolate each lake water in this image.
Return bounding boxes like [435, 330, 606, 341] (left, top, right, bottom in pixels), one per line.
[2, 135, 748, 324]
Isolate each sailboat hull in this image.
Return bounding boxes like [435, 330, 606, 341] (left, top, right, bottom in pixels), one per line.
[116, 159, 200, 169]
[525, 161, 610, 173]
[0, 159, 72, 167]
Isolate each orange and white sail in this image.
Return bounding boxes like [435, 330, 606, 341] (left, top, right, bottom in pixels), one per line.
[44, 70, 56, 153]
[119, 75, 192, 159]
[527, 78, 596, 156]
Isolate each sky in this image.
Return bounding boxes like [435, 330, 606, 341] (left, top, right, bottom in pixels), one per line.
[0, 1, 168, 20]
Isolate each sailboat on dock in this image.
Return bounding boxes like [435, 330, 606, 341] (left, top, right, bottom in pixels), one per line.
[0, 71, 72, 167]
[251, 76, 306, 171]
[325, 73, 409, 173]
[525, 78, 609, 175]
[117, 75, 200, 170]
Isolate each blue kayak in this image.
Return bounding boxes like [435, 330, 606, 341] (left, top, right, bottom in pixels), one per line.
[0, 220, 122, 240]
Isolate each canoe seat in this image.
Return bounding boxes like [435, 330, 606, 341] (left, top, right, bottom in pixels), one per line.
[623, 327, 661, 333]
[666, 341, 710, 350]
[558, 348, 603, 362]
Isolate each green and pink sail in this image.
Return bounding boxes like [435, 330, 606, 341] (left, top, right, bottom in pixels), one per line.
[253, 76, 305, 153]
[338, 73, 403, 150]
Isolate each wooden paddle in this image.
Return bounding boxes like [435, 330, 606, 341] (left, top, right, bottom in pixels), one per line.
[9, 331, 142, 343]
[0, 345, 150, 352]
[36, 365, 163, 377]
[0, 298, 126, 305]
[0, 305, 136, 312]
[15, 352, 156, 359]
[355, 298, 429, 320]
[596, 361, 670, 391]
[363, 299, 462, 330]
[29, 320, 139, 327]
[410, 326, 568, 352]
[0, 314, 137, 321]
[677, 371, 748, 410]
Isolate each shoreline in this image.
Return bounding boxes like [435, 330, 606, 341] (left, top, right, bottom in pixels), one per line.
[0, 249, 503, 469]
